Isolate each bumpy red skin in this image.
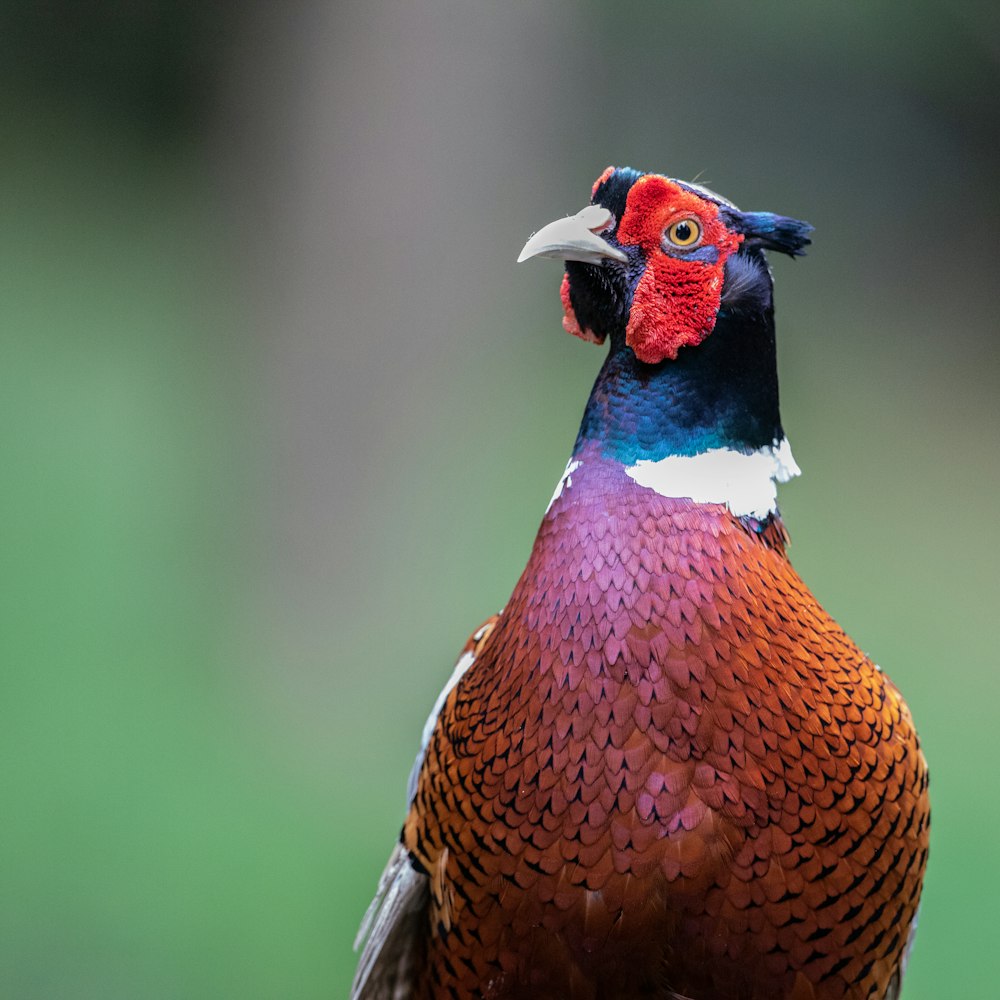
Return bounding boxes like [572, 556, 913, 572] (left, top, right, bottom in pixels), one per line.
[406, 452, 929, 999]
[619, 176, 743, 364]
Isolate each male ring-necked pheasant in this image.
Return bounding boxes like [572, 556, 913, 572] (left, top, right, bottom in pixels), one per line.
[353, 167, 929, 999]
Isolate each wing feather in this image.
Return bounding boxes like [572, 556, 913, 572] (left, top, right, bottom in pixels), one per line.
[351, 615, 501, 998]
[351, 843, 428, 1000]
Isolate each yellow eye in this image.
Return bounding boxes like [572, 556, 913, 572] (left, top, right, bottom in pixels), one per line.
[664, 218, 702, 248]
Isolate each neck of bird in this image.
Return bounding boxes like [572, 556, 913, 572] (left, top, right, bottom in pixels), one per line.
[574, 306, 785, 465]
[565, 305, 797, 522]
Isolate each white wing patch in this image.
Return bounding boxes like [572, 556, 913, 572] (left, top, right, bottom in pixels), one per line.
[625, 437, 800, 519]
[406, 648, 476, 802]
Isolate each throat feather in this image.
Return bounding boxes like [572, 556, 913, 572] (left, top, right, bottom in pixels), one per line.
[566, 286, 791, 517]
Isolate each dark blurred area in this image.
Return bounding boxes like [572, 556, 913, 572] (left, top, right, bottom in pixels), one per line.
[1, 3, 997, 997]
[0, 2, 232, 136]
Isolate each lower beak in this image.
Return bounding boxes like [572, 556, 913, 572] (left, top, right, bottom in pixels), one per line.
[517, 205, 627, 265]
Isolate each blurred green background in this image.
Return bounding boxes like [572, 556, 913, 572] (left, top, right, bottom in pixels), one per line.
[2, 2, 997, 997]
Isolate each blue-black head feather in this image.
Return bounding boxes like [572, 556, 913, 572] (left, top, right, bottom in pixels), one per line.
[725, 210, 813, 258]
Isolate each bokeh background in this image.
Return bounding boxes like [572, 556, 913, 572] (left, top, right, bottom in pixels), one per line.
[2, 2, 997, 997]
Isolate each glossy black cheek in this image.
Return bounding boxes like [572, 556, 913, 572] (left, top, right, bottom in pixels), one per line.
[720, 250, 773, 315]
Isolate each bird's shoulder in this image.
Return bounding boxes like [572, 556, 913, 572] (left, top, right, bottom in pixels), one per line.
[351, 614, 502, 1000]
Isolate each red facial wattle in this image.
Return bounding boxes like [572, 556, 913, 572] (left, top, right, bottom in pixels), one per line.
[616, 175, 744, 365]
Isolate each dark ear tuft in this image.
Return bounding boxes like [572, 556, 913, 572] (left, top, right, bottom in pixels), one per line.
[727, 211, 813, 258]
[721, 253, 772, 313]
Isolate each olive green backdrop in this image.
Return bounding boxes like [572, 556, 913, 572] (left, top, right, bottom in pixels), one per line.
[2, 2, 997, 997]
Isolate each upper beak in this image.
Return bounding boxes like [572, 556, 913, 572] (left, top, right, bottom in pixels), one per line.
[517, 205, 628, 265]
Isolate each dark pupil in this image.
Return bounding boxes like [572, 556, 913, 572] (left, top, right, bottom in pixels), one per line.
[675, 222, 692, 242]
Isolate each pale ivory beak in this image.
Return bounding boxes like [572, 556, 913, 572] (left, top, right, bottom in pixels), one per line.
[517, 205, 627, 265]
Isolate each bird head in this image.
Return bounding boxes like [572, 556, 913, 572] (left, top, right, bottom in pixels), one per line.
[518, 166, 812, 365]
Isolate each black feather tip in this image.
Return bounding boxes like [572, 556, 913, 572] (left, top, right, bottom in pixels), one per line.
[725, 210, 813, 258]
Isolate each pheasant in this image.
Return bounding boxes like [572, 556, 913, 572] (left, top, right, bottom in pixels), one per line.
[352, 167, 929, 1000]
